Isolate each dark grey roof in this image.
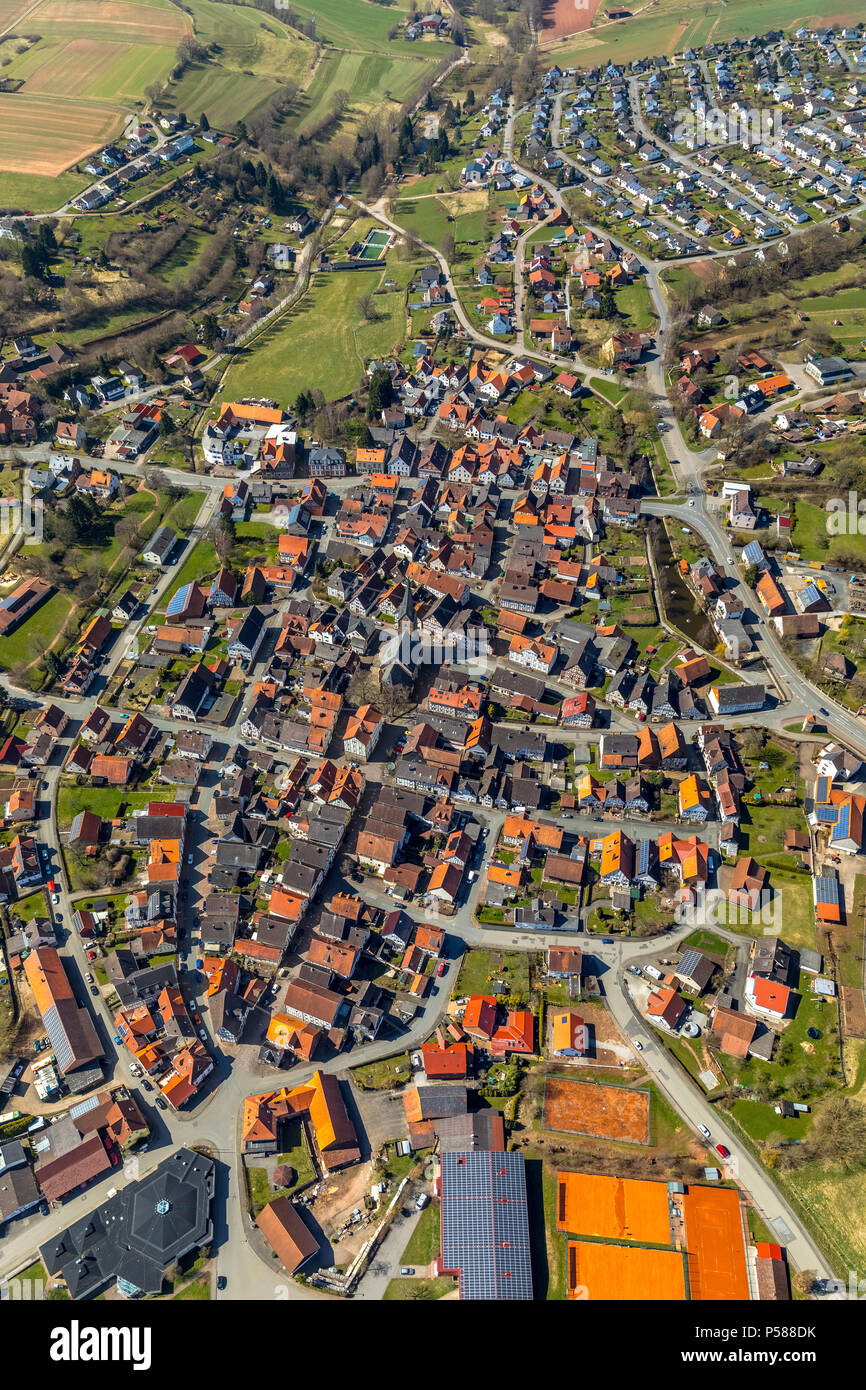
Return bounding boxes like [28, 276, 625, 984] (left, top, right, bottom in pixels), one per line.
[40, 1147, 214, 1298]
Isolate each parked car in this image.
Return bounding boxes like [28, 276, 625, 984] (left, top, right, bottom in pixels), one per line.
[217, 1276, 227, 1291]
[85, 972, 94, 984]
[199, 1029, 207, 1042]
[634, 1039, 643, 1051]
[400, 1267, 415, 1276]
[716, 1143, 730, 1158]
[698, 1124, 711, 1140]
[437, 961, 447, 977]
[141, 1079, 153, 1092]
[156, 1097, 168, 1112]
[89, 985, 99, 997]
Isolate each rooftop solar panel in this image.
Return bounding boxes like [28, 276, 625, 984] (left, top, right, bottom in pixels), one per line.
[44, 1003, 74, 1074]
[166, 583, 194, 617]
[678, 948, 701, 976]
[439, 1150, 533, 1300]
[815, 876, 841, 903]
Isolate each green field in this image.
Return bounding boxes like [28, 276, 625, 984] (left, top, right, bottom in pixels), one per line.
[164, 66, 277, 125]
[0, 590, 75, 671]
[455, 948, 531, 1000]
[0, 0, 315, 198]
[220, 258, 417, 403]
[0, 170, 89, 213]
[57, 785, 173, 828]
[590, 377, 627, 405]
[396, 190, 489, 253]
[285, 0, 422, 55]
[547, 0, 857, 69]
[294, 48, 427, 133]
[162, 0, 314, 121]
[162, 537, 219, 604]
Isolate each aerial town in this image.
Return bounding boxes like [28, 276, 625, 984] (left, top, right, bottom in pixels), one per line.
[0, 0, 865, 1320]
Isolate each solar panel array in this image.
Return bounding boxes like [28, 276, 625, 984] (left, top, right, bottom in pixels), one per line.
[815, 875, 841, 905]
[167, 583, 194, 618]
[44, 1003, 74, 1074]
[678, 948, 701, 978]
[69, 1093, 101, 1121]
[439, 1150, 533, 1300]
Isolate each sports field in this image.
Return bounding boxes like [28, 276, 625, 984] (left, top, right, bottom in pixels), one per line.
[567, 1240, 686, 1300]
[542, 0, 602, 40]
[557, 1171, 671, 1242]
[543, 1075, 651, 1144]
[682, 1184, 751, 1300]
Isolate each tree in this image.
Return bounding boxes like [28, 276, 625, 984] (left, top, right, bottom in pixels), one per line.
[441, 232, 455, 263]
[199, 312, 220, 348]
[599, 287, 617, 319]
[200, 111, 210, 132]
[355, 292, 376, 322]
[294, 388, 315, 422]
[266, 172, 283, 212]
[213, 514, 235, 563]
[366, 365, 393, 420]
[21, 243, 45, 280]
[803, 1094, 866, 1170]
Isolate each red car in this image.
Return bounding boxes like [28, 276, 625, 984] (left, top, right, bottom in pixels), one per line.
[716, 1143, 730, 1159]
[437, 961, 448, 977]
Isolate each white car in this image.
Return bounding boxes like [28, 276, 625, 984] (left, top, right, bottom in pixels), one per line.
[698, 1124, 711, 1140]
[199, 1029, 207, 1042]
[634, 1039, 643, 1051]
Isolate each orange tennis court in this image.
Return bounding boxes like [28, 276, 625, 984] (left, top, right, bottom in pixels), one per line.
[543, 1076, 650, 1143]
[568, 1240, 687, 1300]
[557, 1172, 672, 1245]
[682, 1184, 750, 1300]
